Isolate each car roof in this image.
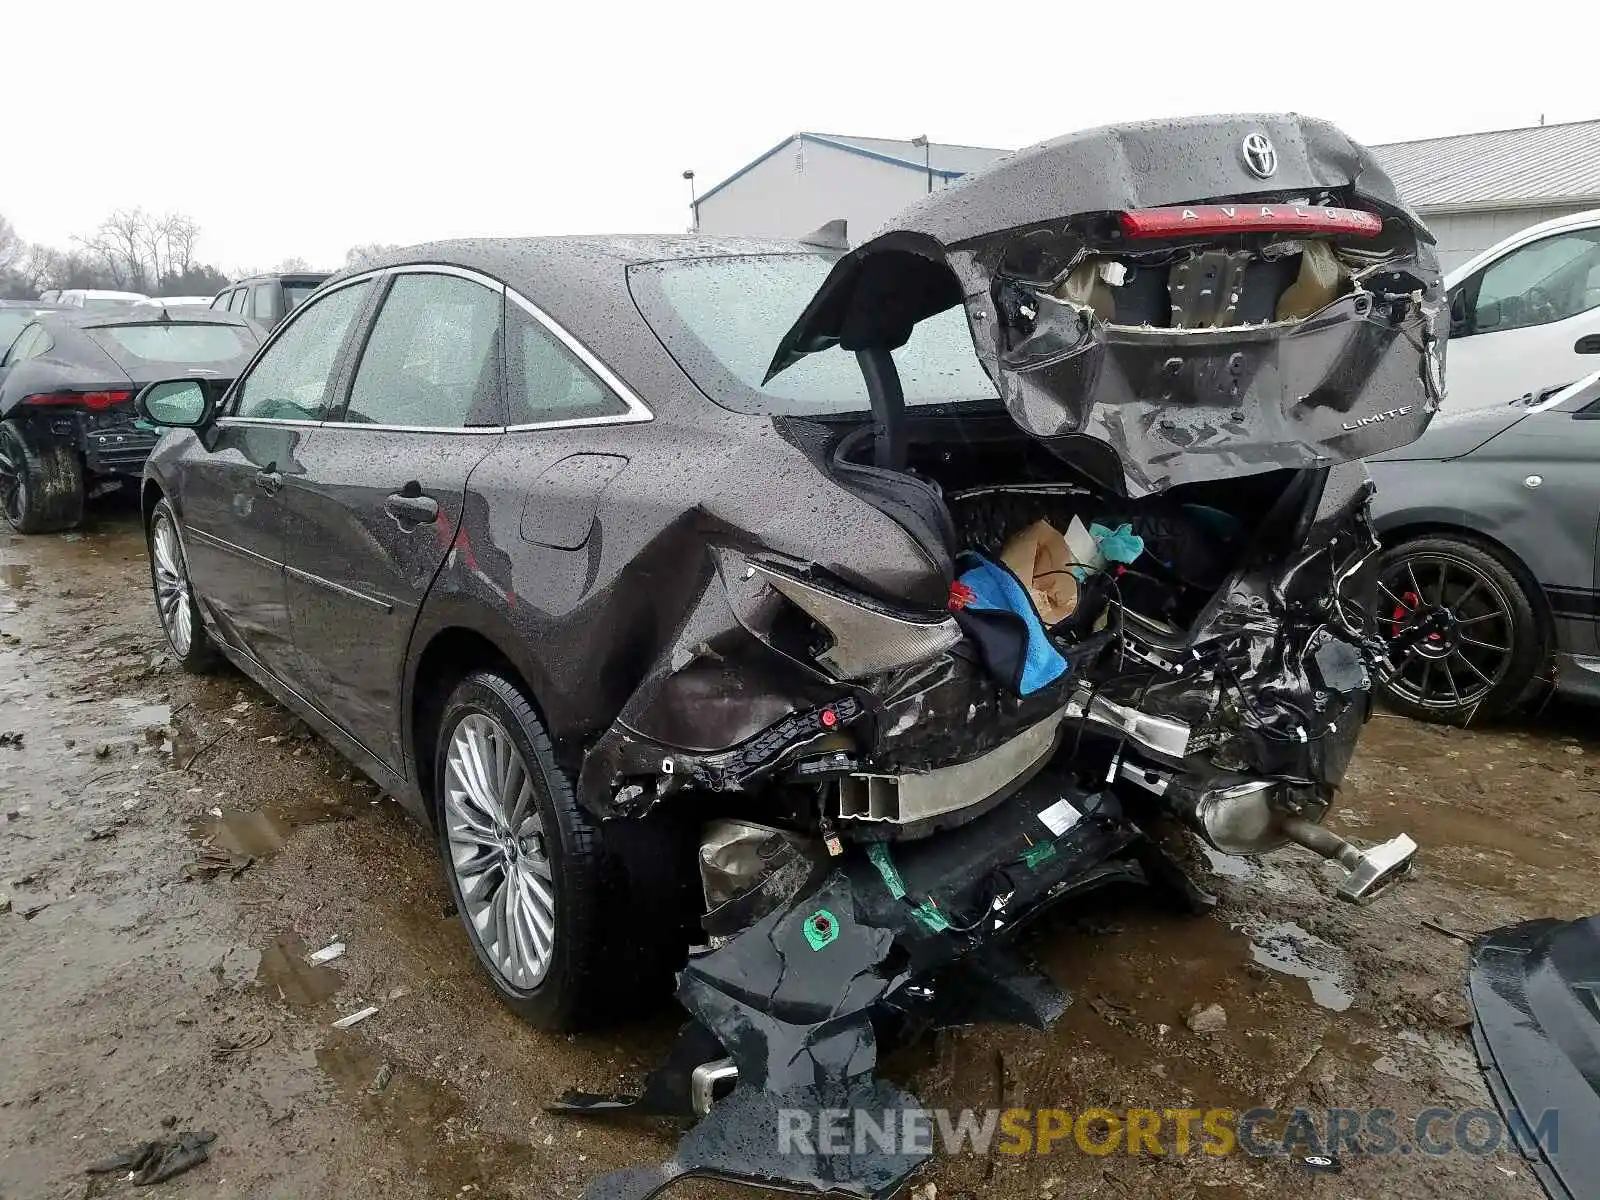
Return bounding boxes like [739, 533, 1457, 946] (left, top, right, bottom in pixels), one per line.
[226, 272, 332, 286]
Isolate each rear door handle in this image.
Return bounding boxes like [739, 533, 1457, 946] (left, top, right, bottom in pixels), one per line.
[1576, 334, 1600, 354]
[385, 492, 439, 526]
[254, 468, 283, 496]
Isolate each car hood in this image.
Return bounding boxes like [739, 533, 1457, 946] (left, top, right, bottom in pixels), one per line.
[1364, 403, 1525, 462]
[765, 113, 1446, 497]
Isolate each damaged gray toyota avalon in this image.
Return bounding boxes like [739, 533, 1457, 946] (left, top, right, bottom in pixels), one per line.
[134, 113, 1442, 1199]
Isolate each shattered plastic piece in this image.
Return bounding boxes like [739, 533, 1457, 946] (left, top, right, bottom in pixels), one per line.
[0, 730, 22, 748]
[86, 1130, 216, 1185]
[332, 1005, 378, 1029]
[1089, 522, 1144, 565]
[307, 941, 346, 965]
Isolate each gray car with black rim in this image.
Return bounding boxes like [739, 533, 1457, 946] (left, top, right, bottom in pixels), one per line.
[1366, 367, 1600, 722]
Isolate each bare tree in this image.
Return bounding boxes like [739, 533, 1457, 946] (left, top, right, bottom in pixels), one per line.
[0, 214, 22, 274]
[344, 243, 399, 270]
[162, 214, 199, 275]
[274, 256, 312, 273]
[75, 208, 149, 290]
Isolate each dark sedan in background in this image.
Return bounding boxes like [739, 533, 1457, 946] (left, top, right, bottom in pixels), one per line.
[0, 307, 259, 532]
[1368, 367, 1600, 722]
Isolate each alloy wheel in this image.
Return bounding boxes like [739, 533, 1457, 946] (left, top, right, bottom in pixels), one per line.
[151, 514, 193, 657]
[0, 443, 22, 527]
[443, 713, 556, 989]
[1374, 551, 1515, 712]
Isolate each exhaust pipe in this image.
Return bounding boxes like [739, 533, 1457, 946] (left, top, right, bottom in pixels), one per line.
[1280, 816, 1418, 904]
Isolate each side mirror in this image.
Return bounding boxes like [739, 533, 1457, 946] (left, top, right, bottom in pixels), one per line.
[135, 378, 215, 428]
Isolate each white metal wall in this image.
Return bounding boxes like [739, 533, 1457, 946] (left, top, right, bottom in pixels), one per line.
[1423, 204, 1599, 274]
[695, 139, 952, 240]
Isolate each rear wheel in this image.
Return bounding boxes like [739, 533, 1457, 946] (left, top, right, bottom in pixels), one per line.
[435, 671, 685, 1031]
[147, 499, 220, 672]
[1372, 535, 1547, 723]
[0, 419, 84, 534]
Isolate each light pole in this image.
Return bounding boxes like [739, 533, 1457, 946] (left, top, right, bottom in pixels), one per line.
[911, 135, 931, 193]
[683, 170, 698, 232]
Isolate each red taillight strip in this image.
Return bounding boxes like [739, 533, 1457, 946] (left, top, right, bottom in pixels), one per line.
[21, 390, 133, 411]
[1118, 204, 1384, 239]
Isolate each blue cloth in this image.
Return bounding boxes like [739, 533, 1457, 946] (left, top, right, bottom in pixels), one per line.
[953, 553, 1069, 696]
[1089, 522, 1145, 565]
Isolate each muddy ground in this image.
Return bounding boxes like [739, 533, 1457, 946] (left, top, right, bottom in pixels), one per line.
[2, 500, 1593, 1200]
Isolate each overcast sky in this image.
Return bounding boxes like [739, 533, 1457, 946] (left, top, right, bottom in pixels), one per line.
[8, 1, 1593, 273]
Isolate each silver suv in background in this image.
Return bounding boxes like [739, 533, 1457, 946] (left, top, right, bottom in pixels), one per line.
[210, 272, 330, 332]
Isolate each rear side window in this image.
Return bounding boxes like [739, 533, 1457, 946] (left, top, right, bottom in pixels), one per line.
[0, 312, 31, 356]
[507, 304, 628, 424]
[90, 324, 255, 366]
[232, 281, 371, 421]
[250, 284, 282, 323]
[341, 273, 502, 428]
[283, 282, 319, 312]
[5, 325, 51, 363]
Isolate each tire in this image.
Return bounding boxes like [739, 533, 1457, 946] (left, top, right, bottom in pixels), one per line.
[147, 498, 220, 672]
[433, 671, 689, 1032]
[1372, 534, 1548, 723]
[0, 419, 84, 534]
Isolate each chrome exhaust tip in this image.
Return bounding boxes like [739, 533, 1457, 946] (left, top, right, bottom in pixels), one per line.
[1333, 833, 1418, 903]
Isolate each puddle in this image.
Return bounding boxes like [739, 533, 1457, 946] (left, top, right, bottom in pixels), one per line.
[207, 808, 289, 857]
[1203, 848, 1296, 894]
[256, 932, 342, 1007]
[0, 562, 33, 589]
[109, 697, 172, 729]
[1241, 919, 1355, 1012]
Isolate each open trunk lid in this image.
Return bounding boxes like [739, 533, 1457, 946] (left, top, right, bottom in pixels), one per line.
[766, 113, 1446, 497]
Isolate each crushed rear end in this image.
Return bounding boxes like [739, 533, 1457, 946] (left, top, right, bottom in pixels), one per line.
[564, 114, 1445, 1200]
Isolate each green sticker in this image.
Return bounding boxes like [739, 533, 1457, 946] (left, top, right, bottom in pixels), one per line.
[913, 901, 951, 933]
[803, 909, 840, 951]
[1020, 840, 1057, 870]
[866, 842, 907, 900]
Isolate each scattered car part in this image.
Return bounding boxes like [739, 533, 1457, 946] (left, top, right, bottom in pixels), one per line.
[1469, 913, 1600, 1200]
[85, 1130, 217, 1186]
[330, 1005, 378, 1029]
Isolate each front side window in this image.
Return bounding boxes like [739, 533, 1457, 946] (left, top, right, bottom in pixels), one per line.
[1468, 230, 1600, 335]
[0, 313, 33, 357]
[5, 325, 51, 364]
[506, 304, 628, 424]
[340, 273, 502, 428]
[227, 288, 249, 315]
[209, 290, 229, 310]
[231, 281, 371, 421]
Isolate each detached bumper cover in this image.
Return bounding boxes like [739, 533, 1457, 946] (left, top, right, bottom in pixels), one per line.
[1468, 914, 1600, 1200]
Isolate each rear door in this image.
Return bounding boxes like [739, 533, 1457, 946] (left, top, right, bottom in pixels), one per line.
[177, 278, 375, 684]
[280, 267, 506, 771]
[1448, 225, 1600, 412]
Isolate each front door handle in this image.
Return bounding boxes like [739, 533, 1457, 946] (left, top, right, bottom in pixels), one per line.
[1576, 334, 1600, 354]
[385, 492, 440, 526]
[254, 468, 283, 496]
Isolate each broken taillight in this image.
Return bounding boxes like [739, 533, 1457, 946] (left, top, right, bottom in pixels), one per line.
[21, 390, 134, 411]
[1118, 204, 1383, 239]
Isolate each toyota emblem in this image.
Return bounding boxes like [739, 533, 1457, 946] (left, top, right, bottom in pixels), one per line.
[1242, 132, 1278, 179]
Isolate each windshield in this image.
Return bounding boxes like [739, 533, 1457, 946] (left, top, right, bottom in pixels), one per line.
[88, 323, 255, 367]
[629, 253, 996, 416]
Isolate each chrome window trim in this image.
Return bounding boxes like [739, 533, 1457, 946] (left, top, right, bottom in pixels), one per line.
[215, 262, 654, 434]
[503, 288, 654, 429]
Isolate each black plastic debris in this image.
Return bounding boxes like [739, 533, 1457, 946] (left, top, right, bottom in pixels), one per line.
[558, 772, 1159, 1199]
[86, 1130, 216, 1185]
[1469, 914, 1600, 1200]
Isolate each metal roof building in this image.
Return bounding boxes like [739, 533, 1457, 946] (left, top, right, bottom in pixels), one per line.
[691, 133, 1008, 241]
[693, 121, 1600, 272]
[1369, 118, 1600, 271]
